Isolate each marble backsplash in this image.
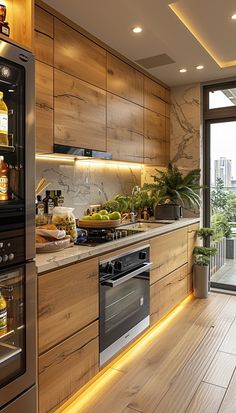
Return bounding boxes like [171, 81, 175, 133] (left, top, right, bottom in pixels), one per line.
[36, 159, 143, 218]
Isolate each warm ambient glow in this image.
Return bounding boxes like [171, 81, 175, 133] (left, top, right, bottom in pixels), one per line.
[132, 26, 143, 33]
[196, 65, 204, 70]
[231, 13, 236, 19]
[36, 154, 144, 169]
[170, 3, 236, 69]
[179, 68, 187, 73]
[57, 295, 193, 413]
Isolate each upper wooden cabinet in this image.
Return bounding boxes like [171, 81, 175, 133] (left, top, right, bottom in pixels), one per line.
[107, 53, 143, 106]
[2, 0, 33, 50]
[34, 6, 53, 66]
[107, 93, 144, 163]
[144, 77, 168, 113]
[144, 108, 168, 165]
[38, 257, 99, 355]
[54, 19, 106, 89]
[35, 61, 53, 154]
[54, 69, 106, 151]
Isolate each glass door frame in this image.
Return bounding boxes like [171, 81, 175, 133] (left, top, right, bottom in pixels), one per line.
[203, 81, 236, 291]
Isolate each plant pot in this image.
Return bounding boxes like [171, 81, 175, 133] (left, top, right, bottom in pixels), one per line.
[154, 204, 182, 220]
[193, 264, 209, 298]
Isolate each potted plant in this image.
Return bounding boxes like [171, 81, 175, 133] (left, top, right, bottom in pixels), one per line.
[143, 163, 201, 220]
[193, 228, 217, 298]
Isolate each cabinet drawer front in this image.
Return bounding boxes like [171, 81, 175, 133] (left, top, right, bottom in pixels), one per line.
[150, 264, 188, 325]
[54, 69, 106, 151]
[39, 321, 99, 413]
[38, 258, 99, 354]
[150, 228, 188, 283]
[54, 19, 106, 89]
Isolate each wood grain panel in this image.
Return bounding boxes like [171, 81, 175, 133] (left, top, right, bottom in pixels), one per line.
[10, 0, 33, 50]
[54, 69, 106, 151]
[39, 321, 99, 413]
[54, 18, 106, 89]
[107, 53, 143, 106]
[219, 369, 236, 412]
[220, 318, 236, 354]
[144, 108, 168, 166]
[203, 351, 236, 388]
[185, 382, 225, 413]
[34, 7, 53, 65]
[107, 93, 144, 162]
[150, 227, 188, 284]
[144, 77, 166, 111]
[165, 103, 170, 118]
[35, 61, 53, 153]
[38, 257, 99, 354]
[187, 223, 200, 278]
[150, 264, 188, 325]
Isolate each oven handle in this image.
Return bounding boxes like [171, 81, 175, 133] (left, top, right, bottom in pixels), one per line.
[103, 262, 152, 288]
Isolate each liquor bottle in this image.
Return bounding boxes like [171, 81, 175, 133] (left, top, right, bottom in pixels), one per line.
[43, 190, 54, 215]
[56, 190, 64, 207]
[36, 195, 45, 216]
[0, 5, 10, 37]
[0, 155, 8, 200]
[0, 290, 7, 337]
[0, 91, 8, 146]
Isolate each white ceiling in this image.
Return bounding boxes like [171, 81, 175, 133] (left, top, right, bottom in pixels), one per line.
[44, 0, 236, 87]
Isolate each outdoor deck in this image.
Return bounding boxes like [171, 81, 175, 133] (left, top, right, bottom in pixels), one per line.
[211, 259, 236, 287]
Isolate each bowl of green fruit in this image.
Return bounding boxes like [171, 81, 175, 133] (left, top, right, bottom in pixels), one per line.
[78, 210, 122, 228]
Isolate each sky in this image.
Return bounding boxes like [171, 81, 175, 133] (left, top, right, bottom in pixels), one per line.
[210, 91, 236, 184]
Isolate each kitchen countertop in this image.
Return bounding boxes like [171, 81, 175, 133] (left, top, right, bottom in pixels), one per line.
[36, 217, 200, 274]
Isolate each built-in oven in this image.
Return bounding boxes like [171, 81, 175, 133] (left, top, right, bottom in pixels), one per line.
[99, 245, 151, 366]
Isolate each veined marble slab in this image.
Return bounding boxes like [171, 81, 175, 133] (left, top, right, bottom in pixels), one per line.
[36, 218, 200, 274]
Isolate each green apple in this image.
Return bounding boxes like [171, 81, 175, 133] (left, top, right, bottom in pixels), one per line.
[99, 209, 109, 215]
[91, 213, 102, 220]
[110, 211, 121, 220]
[101, 215, 110, 220]
[82, 215, 91, 220]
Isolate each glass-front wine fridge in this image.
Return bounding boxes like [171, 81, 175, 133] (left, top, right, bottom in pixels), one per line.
[0, 41, 36, 413]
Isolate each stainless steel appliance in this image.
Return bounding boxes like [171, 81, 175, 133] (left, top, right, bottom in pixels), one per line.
[99, 245, 151, 366]
[0, 41, 36, 413]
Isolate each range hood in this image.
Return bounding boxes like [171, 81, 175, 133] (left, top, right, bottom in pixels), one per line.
[54, 144, 112, 160]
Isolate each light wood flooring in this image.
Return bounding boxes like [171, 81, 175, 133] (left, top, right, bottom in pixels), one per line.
[60, 293, 236, 413]
[211, 259, 236, 287]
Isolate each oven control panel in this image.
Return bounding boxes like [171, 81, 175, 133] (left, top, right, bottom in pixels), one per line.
[0, 235, 24, 268]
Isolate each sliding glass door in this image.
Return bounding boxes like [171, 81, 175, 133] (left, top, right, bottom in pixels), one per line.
[203, 82, 236, 291]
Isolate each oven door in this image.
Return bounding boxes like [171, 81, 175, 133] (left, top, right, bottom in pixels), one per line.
[0, 261, 36, 410]
[100, 263, 150, 365]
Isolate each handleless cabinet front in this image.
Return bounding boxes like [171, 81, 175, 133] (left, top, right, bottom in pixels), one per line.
[38, 258, 99, 354]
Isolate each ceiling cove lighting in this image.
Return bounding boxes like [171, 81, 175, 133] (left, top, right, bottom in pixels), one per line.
[58, 295, 193, 413]
[231, 14, 236, 19]
[132, 26, 143, 33]
[196, 65, 204, 70]
[179, 68, 187, 73]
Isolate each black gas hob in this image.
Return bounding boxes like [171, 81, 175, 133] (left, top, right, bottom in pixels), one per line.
[77, 227, 138, 247]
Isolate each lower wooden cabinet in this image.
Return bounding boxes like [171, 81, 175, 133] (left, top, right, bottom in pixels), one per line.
[38, 321, 99, 413]
[150, 264, 188, 325]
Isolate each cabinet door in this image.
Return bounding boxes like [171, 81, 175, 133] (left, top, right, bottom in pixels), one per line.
[54, 19, 106, 89]
[144, 108, 168, 165]
[39, 321, 99, 413]
[34, 6, 53, 65]
[144, 77, 166, 113]
[187, 223, 200, 292]
[107, 53, 143, 105]
[38, 257, 99, 354]
[35, 61, 53, 153]
[150, 227, 188, 284]
[54, 69, 106, 151]
[150, 264, 188, 325]
[107, 93, 144, 162]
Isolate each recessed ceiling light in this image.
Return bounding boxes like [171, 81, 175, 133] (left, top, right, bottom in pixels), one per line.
[229, 96, 234, 99]
[132, 26, 143, 33]
[231, 13, 236, 19]
[179, 68, 187, 73]
[196, 65, 204, 70]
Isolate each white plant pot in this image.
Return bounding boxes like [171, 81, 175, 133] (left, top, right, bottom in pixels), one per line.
[193, 264, 209, 298]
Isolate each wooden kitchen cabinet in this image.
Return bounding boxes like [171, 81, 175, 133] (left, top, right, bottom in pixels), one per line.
[38, 257, 99, 354]
[144, 108, 168, 165]
[150, 227, 188, 284]
[107, 53, 143, 106]
[35, 61, 53, 153]
[107, 93, 144, 162]
[54, 69, 106, 151]
[38, 321, 99, 413]
[150, 264, 188, 325]
[144, 77, 167, 113]
[187, 223, 200, 293]
[34, 6, 53, 66]
[54, 19, 106, 89]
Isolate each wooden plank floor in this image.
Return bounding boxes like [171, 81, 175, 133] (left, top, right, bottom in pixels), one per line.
[59, 293, 236, 413]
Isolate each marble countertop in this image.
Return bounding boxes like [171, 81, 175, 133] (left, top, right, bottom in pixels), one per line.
[36, 217, 200, 274]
